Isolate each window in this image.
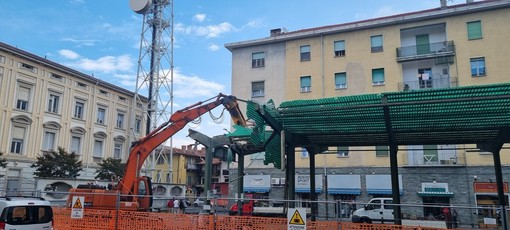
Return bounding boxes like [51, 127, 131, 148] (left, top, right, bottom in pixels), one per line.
[93, 140, 104, 158]
[251, 81, 264, 97]
[47, 93, 60, 113]
[0, 55, 5, 63]
[371, 35, 383, 52]
[300, 45, 311, 61]
[334, 40, 345, 57]
[372, 68, 385, 86]
[114, 143, 122, 159]
[99, 89, 109, 97]
[16, 85, 31, 111]
[376, 146, 389, 157]
[10, 126, 26, 154]
[334, 73, 347, 89]
[49, 73, 64, 82]
[300, 76, 311, 93]
[43, 131, 56, 151]
[97, 107, 106, 124]
[20, 62, 37, 73]
[337, 146, 349, 157]
[74, 100, 85, 119]
[470, 57, 486, 77]
[467, 21, 482, 40]
[70, 136, 82, 155]
[118, 96, 127, 102]
[116, 112, 125, 129]
[252, 52, 265, 68]
[300, 148, 309, 158]
[76, 82, 87, 89]
[135, 117, 142, 134]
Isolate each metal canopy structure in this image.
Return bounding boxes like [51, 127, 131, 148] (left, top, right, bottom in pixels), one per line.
[250, 82, 510, 226]
[275, 83, 510, 146]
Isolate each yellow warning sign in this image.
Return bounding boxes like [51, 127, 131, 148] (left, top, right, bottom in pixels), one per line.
[289, 210, 305, 225]
[73, 197, 83, 209]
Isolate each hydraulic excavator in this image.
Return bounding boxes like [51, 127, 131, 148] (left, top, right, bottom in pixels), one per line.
[67, 94, 246, 211]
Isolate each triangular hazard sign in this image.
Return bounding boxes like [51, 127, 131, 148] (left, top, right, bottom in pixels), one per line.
[73, 198, 83, 209]
[289, 210, 305, 225]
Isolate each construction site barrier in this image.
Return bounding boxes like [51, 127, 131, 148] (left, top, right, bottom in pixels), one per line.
[53, 208, 447, 230]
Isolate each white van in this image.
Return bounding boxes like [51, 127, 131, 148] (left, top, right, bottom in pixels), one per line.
[352, 198, 394, 224]
[0, 196, 53, 230]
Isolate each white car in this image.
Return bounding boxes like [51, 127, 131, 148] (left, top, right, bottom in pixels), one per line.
[193, 198, 205, 207]
[0, 196, 54, 230]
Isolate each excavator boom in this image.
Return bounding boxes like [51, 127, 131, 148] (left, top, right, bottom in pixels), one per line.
[118, 94, 246, 196]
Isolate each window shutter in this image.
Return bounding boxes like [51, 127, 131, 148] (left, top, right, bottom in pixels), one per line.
[335, 73, 346, 85]
[300, 76, 311, 87]
[467, 21, 482, 39]
[372, 69, 385, 83]
[334, 41, 345, 51]
[12, 127, 25, 139]
[18, 87, 30, 101]
[300, 45, 310, 53]
[252, 52, 265, 60]
[371, 36, 383, 47]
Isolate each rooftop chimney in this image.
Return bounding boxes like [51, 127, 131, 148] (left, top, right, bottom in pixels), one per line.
[440, 0, 447, 9]
[270, 28, 282, 37]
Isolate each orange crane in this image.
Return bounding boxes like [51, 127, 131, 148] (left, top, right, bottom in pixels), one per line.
[67, 94, 246, 211]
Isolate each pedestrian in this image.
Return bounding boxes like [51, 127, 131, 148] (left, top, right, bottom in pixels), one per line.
[179, 199, 186, 214]
[451, 207, 458, 228]
[173, 198, 180, 214]
[442, 206, 452, 229]
[167, 199, 173, 213]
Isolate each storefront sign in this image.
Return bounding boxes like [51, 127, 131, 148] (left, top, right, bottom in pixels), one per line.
[474, 182, 509, 193]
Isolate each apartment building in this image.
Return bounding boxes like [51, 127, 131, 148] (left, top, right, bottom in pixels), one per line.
[226, 0, 510, 220]
[0, 42, 147, 194]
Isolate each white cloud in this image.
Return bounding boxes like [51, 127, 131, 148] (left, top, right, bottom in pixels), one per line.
[374, 6, 400, 18]
[242, 19, 264, 29]
[172, 71, 224, 99]
[208, 43, 220, 52]
[61, 38, 99, 47]
[66, 55, 133, 73]
[193, 14, 206, 22]
[183, 22, 235, 38]
[113, 73, 136, 88]
[58, 49, 80, 59]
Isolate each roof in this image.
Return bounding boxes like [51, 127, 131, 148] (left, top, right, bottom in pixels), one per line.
[225, 0, 510, 51]
[256, 83, 510, 147]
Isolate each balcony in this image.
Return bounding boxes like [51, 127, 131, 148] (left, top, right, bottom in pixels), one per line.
[404, 145, 465, 166]
[396, 41, 455, 62]
[398, 76, 457, 92]
[186, 164, 198, 170]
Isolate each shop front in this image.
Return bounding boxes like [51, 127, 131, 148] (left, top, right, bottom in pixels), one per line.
[243, 175, 271, 199]
[417, 181, 454, 219]
[295, 175, 323, 208]
[473, 182, 509, 228]
[366, 175, 403, 197]
[327, 175, 361, 218]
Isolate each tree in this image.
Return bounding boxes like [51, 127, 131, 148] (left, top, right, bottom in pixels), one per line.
[30, 147, 82, 178]
[0, 152, 7, 169]
[95, 158, 125, 180]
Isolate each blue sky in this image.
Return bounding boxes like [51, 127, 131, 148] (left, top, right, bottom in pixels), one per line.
[0, 0, 460, 147]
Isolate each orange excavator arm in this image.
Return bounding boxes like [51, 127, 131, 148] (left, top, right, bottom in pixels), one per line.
[118, 93, 246, 196]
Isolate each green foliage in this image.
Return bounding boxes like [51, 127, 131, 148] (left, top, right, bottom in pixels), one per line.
[95, 158, 125, 180]
[30, 147, 82, 178]
[0, 152, 7, 169]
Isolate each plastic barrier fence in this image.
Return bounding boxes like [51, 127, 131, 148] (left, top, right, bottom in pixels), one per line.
[53, 208, 446, 230]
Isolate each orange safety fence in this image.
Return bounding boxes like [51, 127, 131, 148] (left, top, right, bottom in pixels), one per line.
[53, 208, 447, 230]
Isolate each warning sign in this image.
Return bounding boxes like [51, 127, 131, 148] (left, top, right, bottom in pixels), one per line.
[71, 196, 85, 219]
[287, 208, 306, 230]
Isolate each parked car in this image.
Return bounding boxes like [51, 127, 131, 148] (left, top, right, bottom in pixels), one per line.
[0, 196, 54, 230]
[194, 197, 205, 207]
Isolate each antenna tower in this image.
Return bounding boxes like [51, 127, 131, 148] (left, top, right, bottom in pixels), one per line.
[130, 0, 175, 183]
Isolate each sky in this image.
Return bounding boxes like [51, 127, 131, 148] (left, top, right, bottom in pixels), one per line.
[0, 0, 464, 148]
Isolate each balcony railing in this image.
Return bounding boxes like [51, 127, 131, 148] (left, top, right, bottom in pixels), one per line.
[404, 145, 465, 166]
[398, 76, 458, 92]
[396, 41, 455, 62]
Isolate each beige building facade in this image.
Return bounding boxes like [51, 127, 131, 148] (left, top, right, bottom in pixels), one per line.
[226, 0, 510, 221]
[0, 42, 147, 194]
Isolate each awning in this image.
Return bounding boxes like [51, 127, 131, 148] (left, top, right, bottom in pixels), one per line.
[366, 175, 403, 195]
[417, 191, 454, 197]
[327, 175, 361, 195]
[417, 183, 454, 197]
[295, 175, 323, 193]
[243, 175, 271, 193]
